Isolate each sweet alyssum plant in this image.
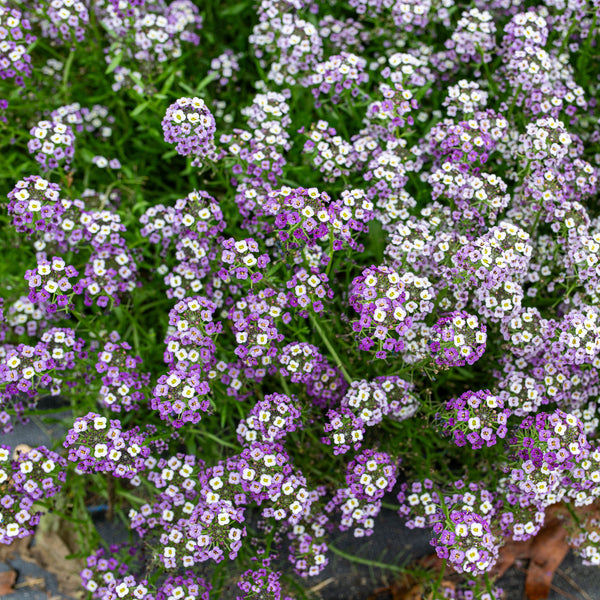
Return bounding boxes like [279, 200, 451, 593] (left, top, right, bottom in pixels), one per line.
[1, 1, 600, 599]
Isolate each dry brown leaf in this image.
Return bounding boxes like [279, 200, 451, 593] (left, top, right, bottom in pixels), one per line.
[425, 581, 456, 600]
[12, 444, 32, 459]
[489, 502, 573, 597]
[0, 569, 17, 595]
[489, 536, 533, 579]
[400, 583, 424, 599]
[524, 517, 570, 600]
[28, 512, 85, 598]
[15, 575, 46, 589]
[0, 535, 33, 562]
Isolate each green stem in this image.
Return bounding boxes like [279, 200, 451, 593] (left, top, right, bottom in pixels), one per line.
[308, 312, 352, 384]
[565, 500, 582, 528]
[189, 428, 240, 450]
[117, 488, 147, 507]
[279, 373, 292, 397]
[508, 83, 523, 118]
[328, 543, 405, 573]
[430, 558, 447, 599]
[61, 50, 76, 98]
[325, 230, 335, 277]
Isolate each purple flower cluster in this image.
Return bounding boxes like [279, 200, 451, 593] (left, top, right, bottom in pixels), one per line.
[340, 379, 389, 427]
[162, 97, 216, 157]
[277, 342, 322, 382]
[7, 176, 63, 238]
[376, 376, 420, 421]
[218, 237, 270, 284]
[443, 389, 510, 450]
[506, 409, 591, 505]
[6, 0, 600, 593]
[157, 572, 211, 600]
[264, 186, 335, 252]
[24, 256, 79, 312]
[286, 268, 333, 317]
[236, 393, 302, 444]
[322, 407, 365, 455]
[11, 445, 67, 500]
[237, 564, 291, 600]
[0, 6, 36, 86]
[303, 52, 368, 107]
[433, 509, 498, 574]
[397, 479, 443, 529]
[345, 449, 398, 501]
[80, 241, 138, 308]
[327, 485, 382, 538]
[151, 368, 211, 427]
[63, 412, 150, 479]
[96, 336, 148, 413]
[0, 341, 55, 399]
[429, 311, 487, 369]
[28, 119, 76, 171]
[349, 265, 410, 359]
[301, 121, 356, 183]
[0, 446, 42, 543]
[38, 0, 89, 44]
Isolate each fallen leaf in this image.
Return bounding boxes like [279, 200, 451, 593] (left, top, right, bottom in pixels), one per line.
[0, 535, 33, 562]
[524, 517, 569, 600]
[424, 581, 457, 600]
[27, 512, 85, 598]
[15, 575, 45, 589]
[400, 583, 424, 599]
[489, 536, 533, 580]
[489, 502, 574, 596]
[0, 569, 17, 595]
[12, 444, 32, 459]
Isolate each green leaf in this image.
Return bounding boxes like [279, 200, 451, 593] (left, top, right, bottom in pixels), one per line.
[105, 50, 123, 75]
[178, 72, 217, 96]
[160, 71, 177, 95]
[220, 0, 250, 16]
[130, 101, 150, 117]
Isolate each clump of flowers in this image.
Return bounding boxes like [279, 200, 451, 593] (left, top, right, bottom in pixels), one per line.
[5, 2, 600, 598]
[28, 119, 76, 171]
[218, 238, 270, 283]
[11, 445, 67, 500]
[236, 393, 302, 444]
[38, 0, 89, 44]
[346, 449, 398, 501]
[7, 176, 63, 237]
[349, 265, 410, 359]
[150, 369, 211, 427]
[0, 446, 42, 543]
[237, 564, 291, 600]
[286, 268, 333, 317]
[63, 413, 150, 478]
[432, 509, 499, 574]
[429, 311, 487, 369]
[24, 256, 79, 312]
[303, 52, 368, 106]
[162, 97, 216, 157]
[322, 407, 365, 455]
[0, 6, 36, 86]
[443, 390, 511, 450]
[264, 186, 335, 251]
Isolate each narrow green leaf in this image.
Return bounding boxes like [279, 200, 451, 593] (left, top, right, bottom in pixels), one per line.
[105, 50, 123, 75]
[220, 1, 250, 16]
[130, 101, 150, 117]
